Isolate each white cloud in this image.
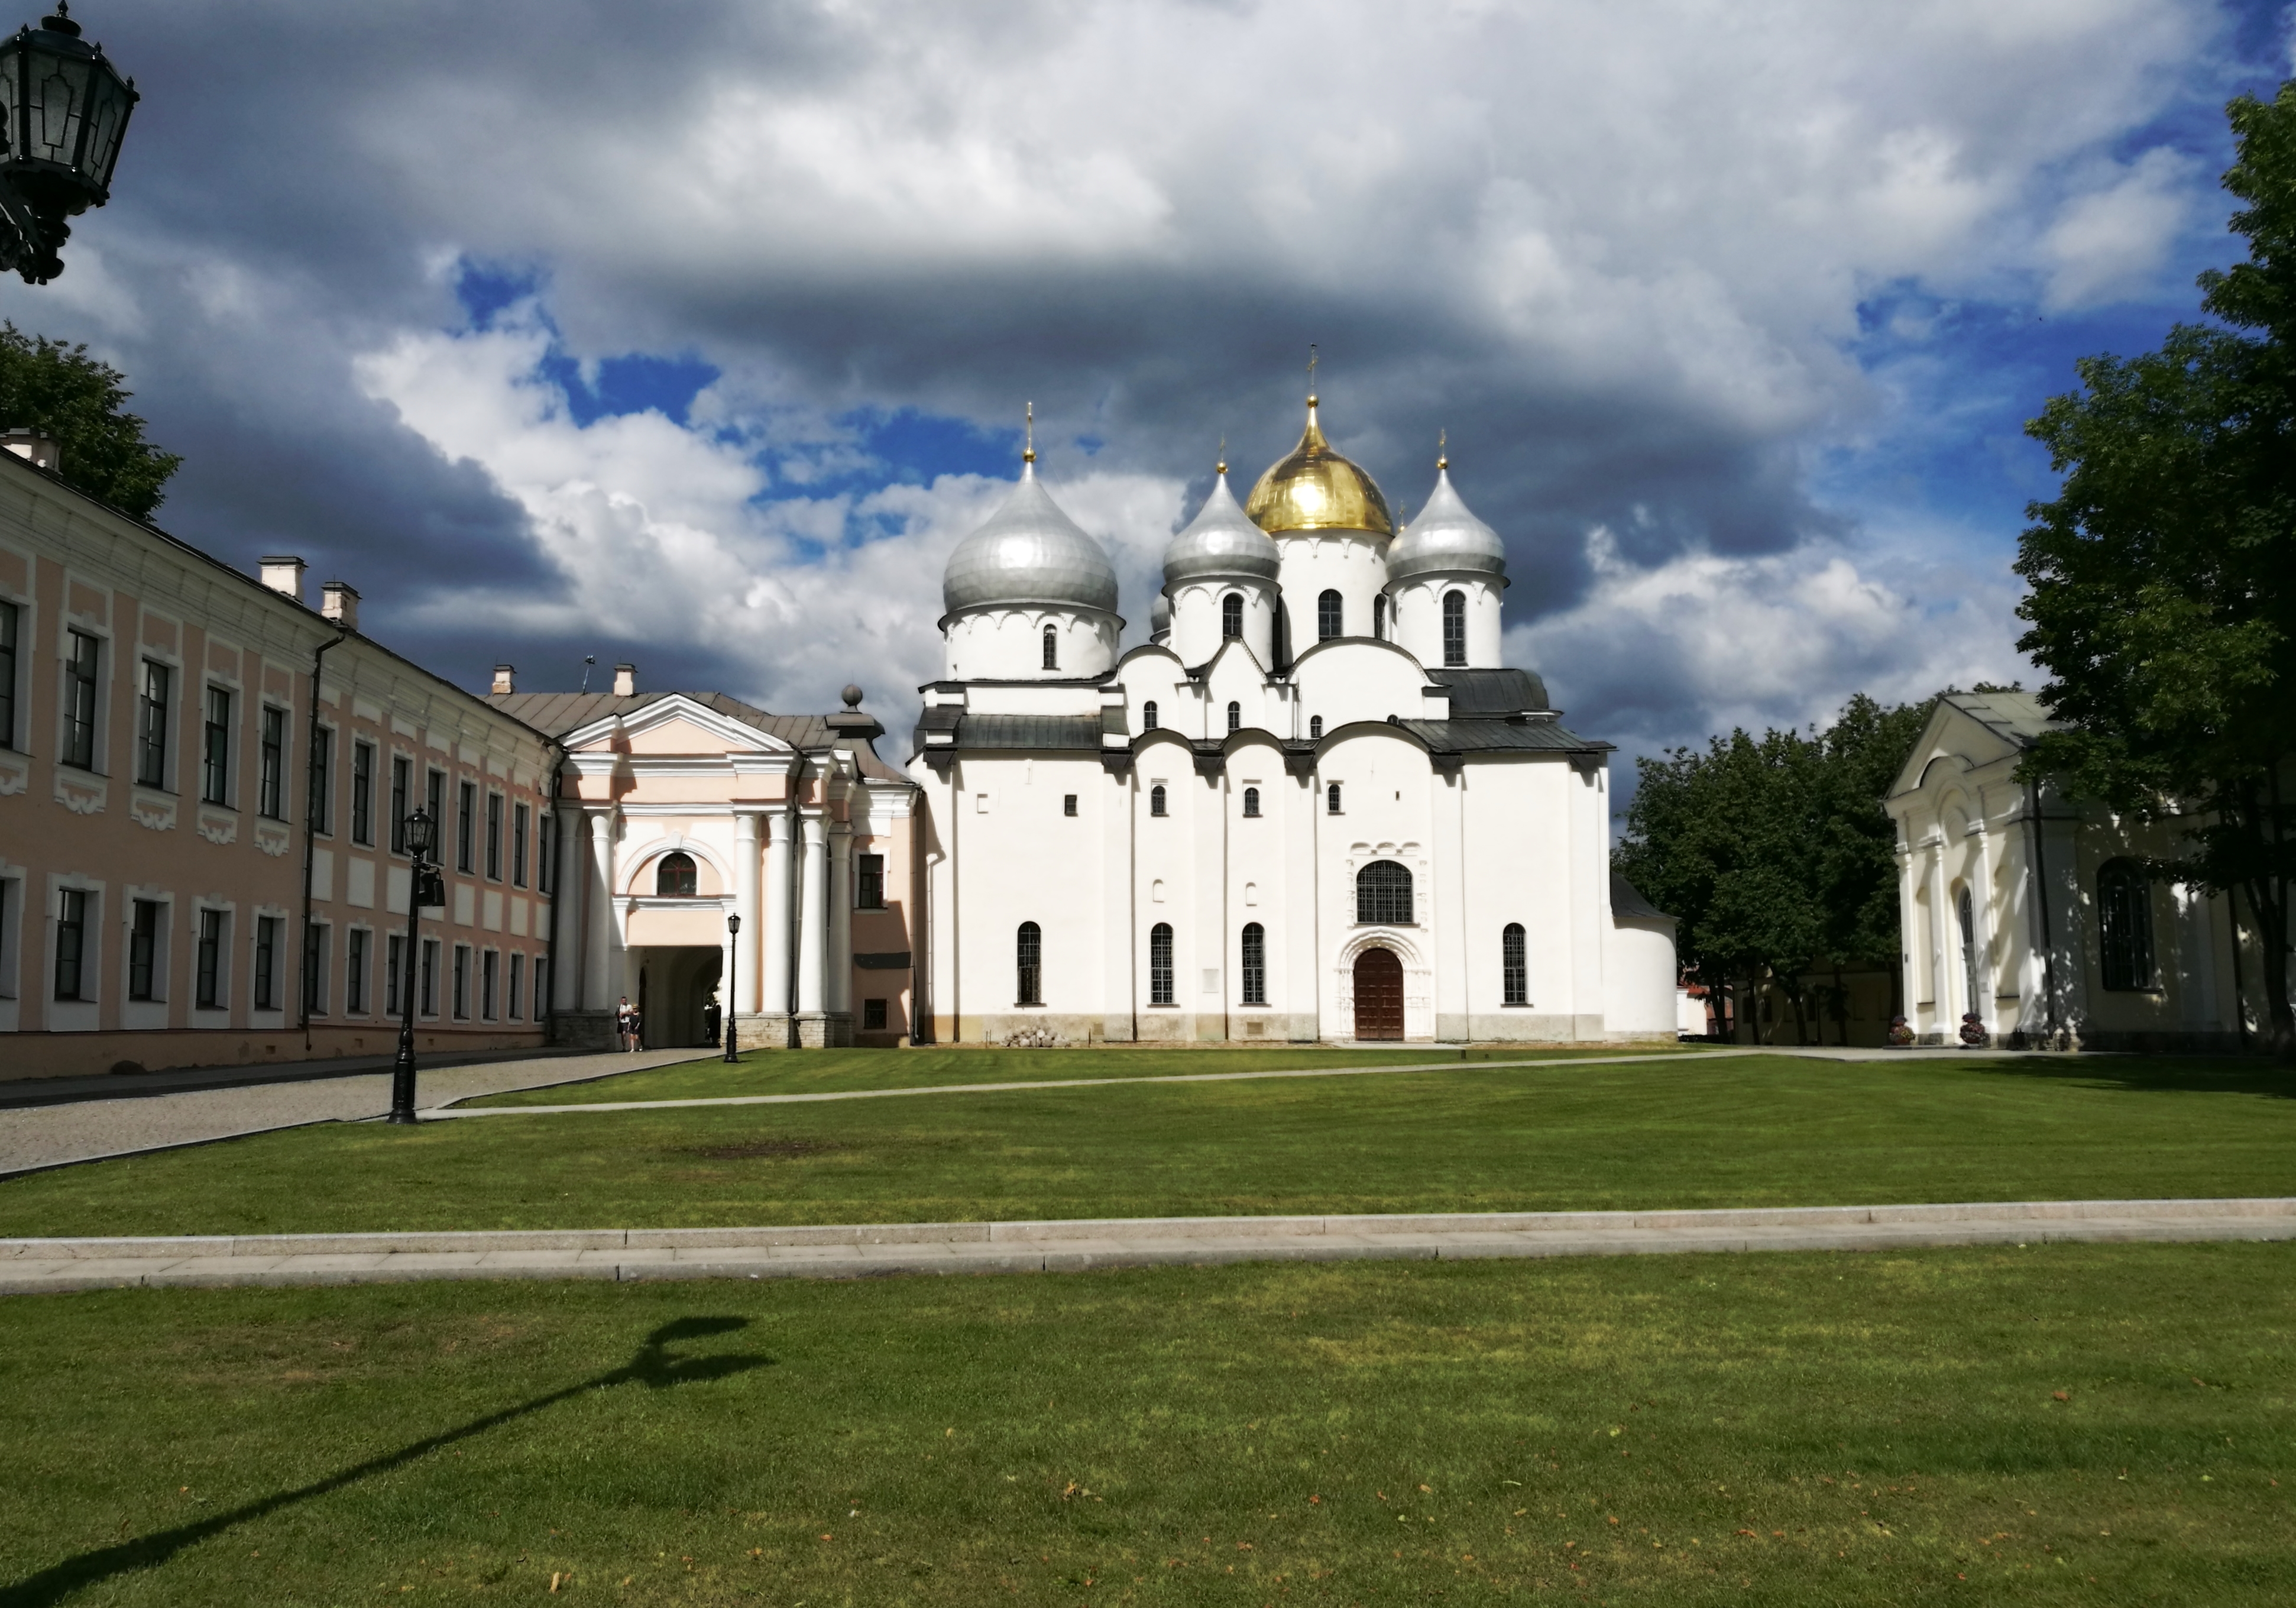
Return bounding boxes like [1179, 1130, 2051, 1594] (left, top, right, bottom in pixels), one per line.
[2039, 147, 2198, 310]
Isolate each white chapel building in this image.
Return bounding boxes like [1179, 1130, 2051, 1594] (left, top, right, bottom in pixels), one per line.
[906, 396, 1678, 1044]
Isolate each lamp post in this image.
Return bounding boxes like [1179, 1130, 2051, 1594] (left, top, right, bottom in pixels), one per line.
[723, 911, 741, 1063]
[0, 4, 138, 283]
[388, 807, 440, 1124]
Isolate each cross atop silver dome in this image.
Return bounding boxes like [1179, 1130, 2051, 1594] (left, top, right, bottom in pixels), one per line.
[940, 413, 1121, 618]
[1387, 451, 1507, 584]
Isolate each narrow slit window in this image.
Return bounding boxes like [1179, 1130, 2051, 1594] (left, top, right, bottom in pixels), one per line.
[1149, 922, 1174, 1005]
[1326, 782, 1342, 814]
[1502, 922, 1527, 1005]
[1150, 784, 1167, 817]
[1016, 921, 1042, 1005]
[1309, 715, 1323, 740]
[1142, 700, 1158, 731]
[1241, 921, 1266, 1005]
[1317, 589, 1342, 641]
[137, 661, 170, 787]
[1242, 786, 1260, 817]
[203, 688, 232, 804]
[258, 707, 287, 820]
[63, 629, 98, 770]
[1226, 700, 1241, 733]
[1222, 592, 1243, 639]
[1443, 589, 1466, 667]
[1042, 626, 1058, 671]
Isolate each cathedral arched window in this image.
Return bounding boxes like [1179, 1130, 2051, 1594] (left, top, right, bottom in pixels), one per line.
[1326, 782, 1342, 814]
[1222, 593, 1243, 639]
[1142, 700, 1158, 731]
[1227, 700, 1241, 733]
[1150, 784, 1167, 817]
[1241, 922, 1267, 1005]
[1443, 590, 1466, 667]
[1242, 786, 1260, 817]
[655, 852, 697, 897]
[1502, 922, 1527, 1005]
[1149, 922, 1174, 1004]
[1318, 590, 1342, 640]
[1042, 626, 1058, 671]
[1309, 716, 1323, 740]
[1016, 921, 1042, 1006]
[1356, 859, 1413, 924]
[2098, 860, 2155, 992]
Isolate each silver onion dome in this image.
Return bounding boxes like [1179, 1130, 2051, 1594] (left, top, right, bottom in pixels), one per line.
[1162, 470, 1280, 585]
[1387, 465, 1507, 584]
[941, 465, 1121, 616]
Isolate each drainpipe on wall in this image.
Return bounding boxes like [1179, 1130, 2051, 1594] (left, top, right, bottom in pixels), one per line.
[299, 627, 349, 1049]
[2025, 777, 2059, 1046]
[542, 736, 564, 1046]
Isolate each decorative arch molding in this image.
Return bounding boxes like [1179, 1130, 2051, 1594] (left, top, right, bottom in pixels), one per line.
[1335, 928, 1428, 970]
[619, 831, 736, 900]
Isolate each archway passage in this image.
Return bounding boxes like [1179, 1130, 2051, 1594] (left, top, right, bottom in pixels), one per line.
[1353, 946, 1404, 1040]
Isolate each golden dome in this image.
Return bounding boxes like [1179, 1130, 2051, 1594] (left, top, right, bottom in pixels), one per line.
[1244, 397, 1394, 537]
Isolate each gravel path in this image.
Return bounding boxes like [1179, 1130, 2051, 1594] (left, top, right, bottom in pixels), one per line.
[0, 1050, 704, 1177]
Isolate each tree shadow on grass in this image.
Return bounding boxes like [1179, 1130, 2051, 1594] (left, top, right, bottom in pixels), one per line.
[1960, 1053, 2296, 1101]
[0, 1315, 771, 1608]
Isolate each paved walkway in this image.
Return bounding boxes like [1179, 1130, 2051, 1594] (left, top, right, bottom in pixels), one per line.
[4, 1198, 2286, 1295]
[0, 1050, 702, 1178]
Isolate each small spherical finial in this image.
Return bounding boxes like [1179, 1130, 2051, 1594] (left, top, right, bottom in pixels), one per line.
[1437, 426, 1449, 472]
[1022, 400, 1036, 465]
[841, 684, 864, 708]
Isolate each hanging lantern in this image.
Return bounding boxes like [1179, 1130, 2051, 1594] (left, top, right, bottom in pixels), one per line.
[0, 2, 137, 283]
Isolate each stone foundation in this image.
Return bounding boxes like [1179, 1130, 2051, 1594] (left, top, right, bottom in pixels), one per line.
[550, 1010, 618, 1051]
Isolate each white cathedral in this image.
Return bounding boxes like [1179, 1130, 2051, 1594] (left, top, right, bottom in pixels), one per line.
[904, 394, 1679, 1044]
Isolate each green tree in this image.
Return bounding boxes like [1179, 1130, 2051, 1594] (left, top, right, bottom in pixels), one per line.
[2016, 83, 2296, 1052]
[0, 323, 180, 519]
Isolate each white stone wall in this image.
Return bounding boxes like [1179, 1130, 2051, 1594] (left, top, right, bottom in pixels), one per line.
[943, 607, 1118, 681]
[1388, 574, 1505, 669]
[1274, 530, 1389, 658]
[1168, 577, 1278, 669]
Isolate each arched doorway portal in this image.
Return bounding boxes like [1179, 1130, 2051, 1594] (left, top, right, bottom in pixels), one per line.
[1352, 946, 1404, 1040]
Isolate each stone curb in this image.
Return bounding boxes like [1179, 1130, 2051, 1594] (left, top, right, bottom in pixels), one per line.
[2, 1199, 2290, 1295]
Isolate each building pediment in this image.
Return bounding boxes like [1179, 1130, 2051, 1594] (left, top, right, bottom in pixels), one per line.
[561, 693, 799, 759]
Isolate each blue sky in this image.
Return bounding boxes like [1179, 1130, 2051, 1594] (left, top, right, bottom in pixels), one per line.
[6, 0, 2291, 777]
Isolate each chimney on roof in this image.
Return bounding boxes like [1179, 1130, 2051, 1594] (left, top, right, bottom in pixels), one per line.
[320, 581, 360, 631]
[1, 428, 59, 471]
[492, 664, 516, 695]
[613, 662, 636, 696]
[260, 557, 307, 603]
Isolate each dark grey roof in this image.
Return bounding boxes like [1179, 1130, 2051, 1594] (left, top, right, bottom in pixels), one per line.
[1941, 690, 2059, 747]
[1429, 667, 1551, 717]
[915, 713, 1104, 753]
[1611, 873, 1672, 923]
[491, 691, 906, 781]
[1393, 717, 1610, 754]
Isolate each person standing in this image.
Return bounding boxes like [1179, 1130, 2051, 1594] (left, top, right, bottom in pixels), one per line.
[616, 995, 636, 1052]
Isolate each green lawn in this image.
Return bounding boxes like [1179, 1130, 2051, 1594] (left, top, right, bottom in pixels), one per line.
[4, 1053, 2294, 1238]
[468, 1042, 1712, 1106]
[2, 1244, 2290, 1605]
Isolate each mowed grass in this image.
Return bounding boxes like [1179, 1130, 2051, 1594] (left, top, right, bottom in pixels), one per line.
[468, 1042, 1712, 1106]
[3, 1244, 2292, 1606]
[4, 1053, 2295, 1238]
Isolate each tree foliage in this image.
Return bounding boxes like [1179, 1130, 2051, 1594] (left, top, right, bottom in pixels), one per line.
[1614, 694, 1932, 1043]
[2016, 82, 2296, 1051]
[0, 323, 181, 519]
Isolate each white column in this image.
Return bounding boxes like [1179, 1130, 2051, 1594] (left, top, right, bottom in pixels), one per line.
[583, 807, 617, 1010]
[763, 808, 793, 1017]
[734, 810, 763, 1015]
[797, 814, 827, 1014]
[828, 823, 853, 1015]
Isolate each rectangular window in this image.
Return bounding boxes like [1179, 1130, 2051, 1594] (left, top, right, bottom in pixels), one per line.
[307, 726, 332, 836]
[137, 661, 170, 787]
[485, 792, 503, 880]
[351, 740, 374, 845]
[453, 943, 470, 1018]
[420, 937, 439, 1017]
[129, 898, 161, 1000]
[202, 687, 231, 804]
[346, 927, 368, 1014]
[456, 780, 476, 873]
[386, 932, 405, 1015]
[196, 909, 226, 1009]
[1063, 794, 1077, 817]
[856, 853, 885, 909]
[0, 597, 17, 749]
[508, 951, 524, 1020]
[512, 802, 529, 887]
[254, 915, 280, 1011]
[302, 923, 328, 1015]
[62, 628, 98, 769]
[533, 957, 549, 1018]
[54, 887, 88, 999]
[425, 768, 445, 845]
[390, 755, 410, 853]
[537, 813, 555, 894]
[863, 997, 887, 1031]
[258, 707, 287, 819]
[482, 949, 498, 1019]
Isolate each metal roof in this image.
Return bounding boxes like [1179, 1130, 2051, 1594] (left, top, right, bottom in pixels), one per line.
[1611, 872, 1672, 923]
[1394, 716, 1610, 754]
[1428, 667, 1552, 717]
[491, 691, 907, 780]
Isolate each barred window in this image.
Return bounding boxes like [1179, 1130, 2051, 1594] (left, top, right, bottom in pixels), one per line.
[1242, 787, 1260, 817]
[1317, 589, 1342, 640]
[1502, 922, 1527, 1005]
[1151, 784, 1167, 817]
[1241, 921, 1266, 1005]
[1326, 782, 1341, 814]
[1149, 921, 1174, 1004]
[1017, 921, 1042, 1005]
[1142, 700, 1158, 731]
[1222, 592, 1243, 639]
[1227, 700, 1241, 733]
[2097, 860, 2155, 992]
[1443, 589, 1467, 667]
[1042, 626, 1058, 670]
[1309, 715, 1323, 740]
[1356, 860, 1413, 924]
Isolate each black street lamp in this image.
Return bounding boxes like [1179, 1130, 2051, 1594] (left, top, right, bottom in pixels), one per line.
[723, 912, 741, 1063]
[0, 4, 138, 283]
[388, 806, 442, 1124]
